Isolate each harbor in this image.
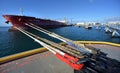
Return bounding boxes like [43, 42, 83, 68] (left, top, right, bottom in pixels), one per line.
[0, 25, 120, 57]
[0, 22, 120, 73]
[0, 0, 120, 73]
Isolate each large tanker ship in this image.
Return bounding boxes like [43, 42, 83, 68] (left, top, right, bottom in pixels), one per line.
[2, 15, 66, 30]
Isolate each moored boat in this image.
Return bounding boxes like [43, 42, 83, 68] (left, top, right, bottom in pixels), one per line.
[2, 15, 67, 31]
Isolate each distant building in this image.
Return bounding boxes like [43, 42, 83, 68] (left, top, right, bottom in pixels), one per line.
[86, 22, 96, 26]
[106, 21, 120, 25]
[76, 22, 85, 26]
[58, 20, 67, 23]
[76, 22, 96, 26]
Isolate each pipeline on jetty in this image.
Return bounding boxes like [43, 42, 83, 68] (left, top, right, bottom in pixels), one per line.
[25, 22, 94, 54]
[1, 22, 120, 73]
[7, 22, 119, 73]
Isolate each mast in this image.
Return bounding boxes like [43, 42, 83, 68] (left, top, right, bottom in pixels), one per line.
[20, 8, 23, 16]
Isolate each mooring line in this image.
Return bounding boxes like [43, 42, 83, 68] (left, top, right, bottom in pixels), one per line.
[25, 22, 92, 54]
[15, 27, 85, 70]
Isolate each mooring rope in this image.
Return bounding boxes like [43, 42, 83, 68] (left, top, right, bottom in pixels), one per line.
[15, 27, 85, 70]
[19, 28, 85, 59]
[25, 22, 92, 54]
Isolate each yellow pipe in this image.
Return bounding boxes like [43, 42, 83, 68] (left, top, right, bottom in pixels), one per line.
[0, 47, 47, 64]
[76, 41, 120, 47]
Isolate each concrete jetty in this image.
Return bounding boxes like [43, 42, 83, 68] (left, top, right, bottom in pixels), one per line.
[0, 51, 73, 73]
[0, 41, 120, 73]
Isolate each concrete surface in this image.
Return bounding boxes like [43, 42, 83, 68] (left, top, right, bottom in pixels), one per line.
[86, 44, 120, 61]
[0, 44, 120, 73]
[0, 51, 73, 73]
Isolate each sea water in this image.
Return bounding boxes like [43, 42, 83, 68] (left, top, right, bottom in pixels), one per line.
[0, 26, 120, 57]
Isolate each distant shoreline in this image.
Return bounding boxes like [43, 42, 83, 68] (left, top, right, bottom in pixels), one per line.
[0, 26, 11, 27]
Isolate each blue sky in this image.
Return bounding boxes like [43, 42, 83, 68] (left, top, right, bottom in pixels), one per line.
[0, 0, 120, 26]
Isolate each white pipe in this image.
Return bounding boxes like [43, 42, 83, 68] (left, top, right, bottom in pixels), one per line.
[15, 27, 56, 54]
[25, 23, 67, 42]
[35, 39, 65, 56]
[25, 23, 50, 35]
[15, 27, 65, 56]
[25, 23, 90, 53]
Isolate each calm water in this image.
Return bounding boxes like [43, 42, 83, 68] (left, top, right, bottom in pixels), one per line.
[0, 26, 120, 57]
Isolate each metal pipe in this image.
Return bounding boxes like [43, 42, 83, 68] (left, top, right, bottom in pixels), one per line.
[25, 23, 91, 54]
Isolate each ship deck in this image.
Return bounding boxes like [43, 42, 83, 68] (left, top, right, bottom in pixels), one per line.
[0, 42, 120, 73]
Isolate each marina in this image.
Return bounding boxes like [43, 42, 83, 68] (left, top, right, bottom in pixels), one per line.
[104, 24, 120, 37]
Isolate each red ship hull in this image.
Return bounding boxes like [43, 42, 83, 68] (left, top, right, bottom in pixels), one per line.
[2, 15, 66, 30]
